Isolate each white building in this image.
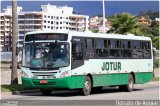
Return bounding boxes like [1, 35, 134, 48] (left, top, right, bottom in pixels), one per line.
[0, 4, 89, 51]
[0, 6, 22, 51]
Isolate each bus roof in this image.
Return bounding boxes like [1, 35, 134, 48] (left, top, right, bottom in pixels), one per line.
[25, 30, 151, 41]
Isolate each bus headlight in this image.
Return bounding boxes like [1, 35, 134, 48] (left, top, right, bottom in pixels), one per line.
[60, 71, 70, 78]
[20, 71, 29, 78]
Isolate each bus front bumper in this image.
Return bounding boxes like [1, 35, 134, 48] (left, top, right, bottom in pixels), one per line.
[21, 76, 85, 89]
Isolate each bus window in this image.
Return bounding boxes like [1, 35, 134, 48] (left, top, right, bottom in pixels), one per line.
[132, 41, 143, 58]
[110, 40, 116, 48]
[85, 38, 96, 58]
[72, 43, 83, 60]
[108, 40, 121, 58]
[122, 40, 132, 58]
[71, 40, 84, 69]
[142, 42, 151, 58]
[95, 39, 106, 58]
[96, 39, 104, 48]
[85, 39, 94, 48]
[116, 40, 121, 48]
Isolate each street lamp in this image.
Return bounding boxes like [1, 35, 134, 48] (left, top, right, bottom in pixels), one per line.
[102, 0, 107, 33]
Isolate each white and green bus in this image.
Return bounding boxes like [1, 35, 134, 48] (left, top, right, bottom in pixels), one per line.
[20, 30, 153, 96]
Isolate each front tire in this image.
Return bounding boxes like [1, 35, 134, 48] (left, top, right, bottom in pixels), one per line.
[80, 76, 92, 96]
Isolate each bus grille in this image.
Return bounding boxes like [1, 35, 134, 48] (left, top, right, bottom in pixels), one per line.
[31, 71, 57, 76]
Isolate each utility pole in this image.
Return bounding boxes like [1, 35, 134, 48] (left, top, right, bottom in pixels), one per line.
[102, 0, 106, 33]
[11, 0, 18, 85]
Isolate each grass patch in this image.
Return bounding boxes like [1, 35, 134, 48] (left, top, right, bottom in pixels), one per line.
[152, 77, 159, 81]
[1, 84, 23, 92]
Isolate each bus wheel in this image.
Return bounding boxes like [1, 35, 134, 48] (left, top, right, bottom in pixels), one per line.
[80, 76, 92, 96]
[119, 74, 134, 92]
[40, 89, 52, 96]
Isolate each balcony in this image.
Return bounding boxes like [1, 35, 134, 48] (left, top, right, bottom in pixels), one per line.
[25, 22, 41, 26]
[0, 29, 4, 31]
[25, 18, 41, 21]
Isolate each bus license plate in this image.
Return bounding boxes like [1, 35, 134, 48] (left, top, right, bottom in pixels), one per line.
[40, 80, 48, 84]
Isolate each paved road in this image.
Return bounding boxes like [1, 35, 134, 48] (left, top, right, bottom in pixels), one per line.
[1, 81, 159, 106]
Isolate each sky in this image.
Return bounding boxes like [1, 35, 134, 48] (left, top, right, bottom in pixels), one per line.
[1, 0, 159, 17]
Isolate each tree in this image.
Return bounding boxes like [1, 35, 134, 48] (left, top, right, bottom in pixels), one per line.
[141, 21, 159, 49]
[109, 13, 141, 35]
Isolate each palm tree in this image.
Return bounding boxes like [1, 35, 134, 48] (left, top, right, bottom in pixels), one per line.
[109, 13, 141, 35]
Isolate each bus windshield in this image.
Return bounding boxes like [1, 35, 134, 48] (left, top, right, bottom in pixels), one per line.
[22, 42, 69, 69]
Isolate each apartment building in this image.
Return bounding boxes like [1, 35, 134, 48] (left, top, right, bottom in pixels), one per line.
[0, 6, 22, 51]
[0, 4, 89, 51]
[18, 12, 43, 45]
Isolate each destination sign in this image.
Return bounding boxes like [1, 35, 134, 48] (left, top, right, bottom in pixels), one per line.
[25, 33, 68, 41]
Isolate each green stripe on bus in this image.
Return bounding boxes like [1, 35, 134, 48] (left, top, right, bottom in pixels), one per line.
[135, 72, 153, 84]
[21, 72, 153, 89]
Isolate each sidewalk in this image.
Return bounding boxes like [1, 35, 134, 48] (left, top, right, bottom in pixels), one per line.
[1, 71, 11, 84]
[154, 68, 159, 78]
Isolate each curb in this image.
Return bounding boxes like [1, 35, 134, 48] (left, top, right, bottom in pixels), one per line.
[1, 92, 13, 95]
[1, 89, 40, 96]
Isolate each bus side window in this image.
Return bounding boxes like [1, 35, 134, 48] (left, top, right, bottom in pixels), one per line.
[85, 38, 95, 58]
[72, 42, 83, 60]
[71, 39, 84, 69]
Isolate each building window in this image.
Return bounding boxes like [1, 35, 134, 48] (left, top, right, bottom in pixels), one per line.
[19, 31, 24, 34]
[48, 16, 50, 18]
[51, 16, 53, 19]
[56, 22, 59, 25]
[60, 27, 62, 29]
[44, 21, 46, 23]
[44, 15, 46, 18]
[51, 26, 53, 29]
[48, 21, 50, 23]
[60, 17, 62, 19]
[44, 26, 46, 28]
[19, 36, 24, 39]
[60, 22, 62, 24]
[51, 21, 53, 24]
[48, 26, 50, 28]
